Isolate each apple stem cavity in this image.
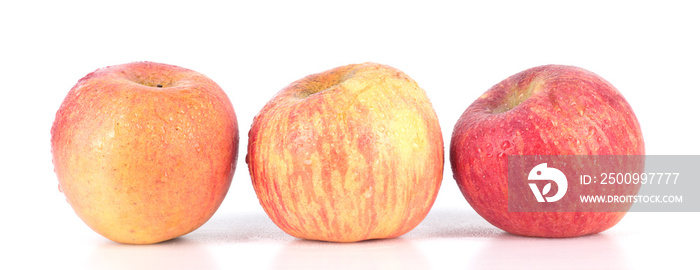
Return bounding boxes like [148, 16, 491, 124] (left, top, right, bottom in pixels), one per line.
[295, 66, 357, 99]
[297, 81, 341, 99]
[492, 78, 543, 113]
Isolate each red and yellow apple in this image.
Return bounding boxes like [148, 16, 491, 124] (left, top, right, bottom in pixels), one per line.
[450, 65, 644, 237]
[51, 62, 238, 244]
[247, 63, 443, 242]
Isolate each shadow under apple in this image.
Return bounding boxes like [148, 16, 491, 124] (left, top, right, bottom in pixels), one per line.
[404, 207, 504, 239]
[271, 238, 429, 270]
[85, 237, 218, 270]
[184, 210, 293, 243]
[470, 233, 629, 269]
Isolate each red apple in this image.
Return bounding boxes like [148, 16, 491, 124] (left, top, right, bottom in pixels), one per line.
[450, 65, 644, 237]
[247, 63, 443, 242]
[51, 62, 238, 244]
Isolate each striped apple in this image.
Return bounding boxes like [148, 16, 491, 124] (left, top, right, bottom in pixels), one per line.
[247, 63, 443, 242]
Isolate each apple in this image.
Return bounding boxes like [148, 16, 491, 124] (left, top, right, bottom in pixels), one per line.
[247, 62, 443, 242]
[450, 65, 645, 237]
[51, 62, 238, 244]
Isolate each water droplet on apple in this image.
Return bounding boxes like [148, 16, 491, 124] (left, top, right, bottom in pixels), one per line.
[94, 140, 103, 150]
[58, 183, 62, 193]
[588, 126, 596, 136]
[597, 137, 603, 142]
[363, 187, 373, 198]
[497, 152, 506, 158]
[500, 141, 511, 150]
[553, 140, 559, 146]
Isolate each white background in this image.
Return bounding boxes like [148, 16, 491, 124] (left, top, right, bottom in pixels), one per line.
[2, 1, 699, 269]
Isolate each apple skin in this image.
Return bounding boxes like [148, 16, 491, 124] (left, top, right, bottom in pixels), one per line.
[450, 65, 644, 237]
[51, 62, 238, 244]
[247, 63, 443, 242]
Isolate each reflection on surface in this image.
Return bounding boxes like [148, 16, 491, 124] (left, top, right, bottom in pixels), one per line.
[471, 233, 629, 269]
[272, 238, 429, 270]
[405, 208, 503, 239]
[86, 238, 217, 270]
